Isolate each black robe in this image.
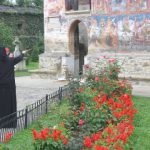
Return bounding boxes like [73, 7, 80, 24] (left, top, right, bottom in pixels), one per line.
[0, 47, 23, 128]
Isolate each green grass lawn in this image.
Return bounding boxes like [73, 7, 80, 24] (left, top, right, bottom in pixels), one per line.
[1, 96, 150, 150]
[26, 61, 39, 70]
[130, 96, 150, 150]
[15, 61, 38, 77]
[1, 101, 69, 150]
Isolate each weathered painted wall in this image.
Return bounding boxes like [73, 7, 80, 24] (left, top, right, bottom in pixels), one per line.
[42, 0, 150, 80]
[88, 13, 150, 52]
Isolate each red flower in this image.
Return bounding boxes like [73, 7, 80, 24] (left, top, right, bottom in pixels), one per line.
[80, 106, 84, 111]
[60, 135, 65, 140]
[40, 128, 50, 140]
[101, 94, 107, 103]
[84, 64, 90, 69]
[63, 138, 69, 145]
[121, 83, 125, 88]
[84, 136, 92, 148]
[79, 103, 85, 111]
[79, 87, 84, 93]
[108, 59, 116, 63]
[91, 133, 101, 142]
[123, 94, 130, 99]
[79, 119, 85, 126]
[32, 129, 40, 140]
[4, 132, 13, 143]
[52, 129, 62, 141]
[94, 145, 108, 150]
[74, 111, 79, 116]
[95, 76, 100, 82]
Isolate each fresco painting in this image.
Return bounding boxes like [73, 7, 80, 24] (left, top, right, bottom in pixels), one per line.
[45, 0, 64, 17]
[93, 0, 150, 14]
[111, 0, 127, 13]
[127, 0, 149, 12]
[94, 0, 111, 14]
[88, 14, 150, 52]
[44, 0, 150, 52]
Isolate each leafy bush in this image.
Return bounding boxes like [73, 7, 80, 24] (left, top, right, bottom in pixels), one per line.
[32, 127, 69, 150]
[31, 45, 39, 62]
[30, 34, 44, 62]
[31, 57, 136, 150]
[0, 22, 14, 49]
[64, 57, 136, 149]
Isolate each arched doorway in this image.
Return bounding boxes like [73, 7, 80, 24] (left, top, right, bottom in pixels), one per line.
[69, 20, 88, 75]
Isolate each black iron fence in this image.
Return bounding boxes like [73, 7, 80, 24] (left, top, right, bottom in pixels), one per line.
[0, 84, 71, 142]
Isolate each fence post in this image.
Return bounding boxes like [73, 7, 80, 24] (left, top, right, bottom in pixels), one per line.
[46, 94, 48, 114]
[25, 106, 28, 129]
[59, 87, 62, 103]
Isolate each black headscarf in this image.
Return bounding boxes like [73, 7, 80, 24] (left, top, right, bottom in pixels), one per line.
[0, 47, 7, 62]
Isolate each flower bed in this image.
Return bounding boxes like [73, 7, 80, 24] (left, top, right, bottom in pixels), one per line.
[32, 57, 137, 150]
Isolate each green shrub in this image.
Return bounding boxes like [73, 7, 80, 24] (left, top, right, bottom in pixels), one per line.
[31, 46, 39, 62]
[0, 22, 14, 49]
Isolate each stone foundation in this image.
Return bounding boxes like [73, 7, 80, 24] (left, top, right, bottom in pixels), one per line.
[84, 52, 150, 85]
[37, 51, 150, 85]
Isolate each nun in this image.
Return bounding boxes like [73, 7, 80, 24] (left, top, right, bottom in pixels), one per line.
[0, 47, 24, 128]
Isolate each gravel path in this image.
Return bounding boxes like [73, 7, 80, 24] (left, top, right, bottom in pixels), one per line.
[15, 76, 68, 110]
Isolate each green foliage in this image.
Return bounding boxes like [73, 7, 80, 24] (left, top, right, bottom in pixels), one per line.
[0, 0, 43, 8]
[84, 58, 132, 97]
[16, 0, 32, 6]
[0, 10, 43, 51]
[129, 96, 150, 150]
[63, 57, 135, 149]
[15, 71, 31, 77]
[15, 61, 39, 77]
[32, 0, 43, 7]
[1, 93, 149, 150]
[26, 61, 39, 70]
[30, 34, 44, 62]
[2, 101, 69, 150]
[16, 0, 43, 8]
[0, 0, 5, 5]
[31, 46, 39, 62]
[0, 144, 9, 150]
[0, 22, 13, 48]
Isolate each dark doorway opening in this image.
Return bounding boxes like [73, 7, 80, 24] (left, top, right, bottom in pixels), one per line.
[69, 20, 88, 75]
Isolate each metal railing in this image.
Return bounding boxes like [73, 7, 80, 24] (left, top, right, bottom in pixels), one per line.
[0, 84, 71, 142]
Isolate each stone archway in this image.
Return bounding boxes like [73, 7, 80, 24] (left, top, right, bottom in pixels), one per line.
[69, 20, 88, 75]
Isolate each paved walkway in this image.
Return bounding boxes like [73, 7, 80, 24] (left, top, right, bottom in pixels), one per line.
[16, 76, 68, 110]
[15, 76, 150, 110]
[132, 85, 150, 98]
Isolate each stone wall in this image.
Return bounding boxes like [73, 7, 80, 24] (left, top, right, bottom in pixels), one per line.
[0, 5, 43, 50]
[84, 52, 150, 81]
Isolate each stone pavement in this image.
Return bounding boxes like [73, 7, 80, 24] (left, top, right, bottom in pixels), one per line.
[15, 76, 150, 110]
[132, 85, 150, 98]
[15, 76, 68, 110]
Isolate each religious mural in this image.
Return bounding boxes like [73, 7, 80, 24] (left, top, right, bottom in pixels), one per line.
[93, 0, 150, 14]
[88, 13, 150, 52]
[93, 0, 111, 14]
[44, 0, 150, 52]
[44, 0, 64, 17]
